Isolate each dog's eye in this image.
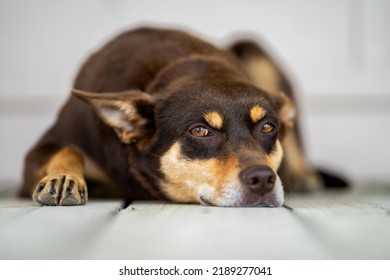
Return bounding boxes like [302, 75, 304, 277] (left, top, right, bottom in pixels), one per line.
[260, 122, 275, 133]
[190, 126, 212, 137]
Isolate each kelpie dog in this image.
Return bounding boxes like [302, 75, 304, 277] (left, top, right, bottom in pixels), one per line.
[19, 27, 326, 207]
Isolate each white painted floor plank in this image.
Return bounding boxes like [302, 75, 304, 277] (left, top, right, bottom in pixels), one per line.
[0, 199, 123, 259]
[287, 190, 390, 259]
[1, 184, 389, 260]
[86, 202, 328, 259]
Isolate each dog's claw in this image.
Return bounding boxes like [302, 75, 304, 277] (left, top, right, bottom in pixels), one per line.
[65, 186, 72, 194]
[32, 174, 88, 206]
[36, 183, 45, 193]
[49, 180, 57, 194]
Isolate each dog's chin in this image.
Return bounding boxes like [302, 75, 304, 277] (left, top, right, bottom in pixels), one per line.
[200, 197, 283, 207]
[198, 178, 285, 207]
[199, 189, 284, 207]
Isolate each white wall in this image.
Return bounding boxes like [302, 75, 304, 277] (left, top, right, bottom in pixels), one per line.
[1, 0, 389, 186]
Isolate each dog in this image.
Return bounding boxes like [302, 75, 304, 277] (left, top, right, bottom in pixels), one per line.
[19, 27, 329, 207]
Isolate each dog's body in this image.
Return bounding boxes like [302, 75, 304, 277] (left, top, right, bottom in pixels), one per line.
[20, 27, 324, 207]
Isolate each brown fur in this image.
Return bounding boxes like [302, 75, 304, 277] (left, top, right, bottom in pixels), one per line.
[20, 27, 325, 207]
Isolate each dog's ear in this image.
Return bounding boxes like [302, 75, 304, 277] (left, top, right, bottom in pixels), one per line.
[272, 91, 296, 129]
[72, 89, 155, 146]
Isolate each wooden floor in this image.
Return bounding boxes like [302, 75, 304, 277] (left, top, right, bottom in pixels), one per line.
[0, 183, 389, 260]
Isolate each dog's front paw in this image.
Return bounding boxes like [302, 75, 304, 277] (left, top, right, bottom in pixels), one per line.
[32, 174, 88, 206]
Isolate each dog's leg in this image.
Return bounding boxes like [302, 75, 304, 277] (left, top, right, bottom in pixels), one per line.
[281, 130, 323, 192]
[30, 147, 88, 206]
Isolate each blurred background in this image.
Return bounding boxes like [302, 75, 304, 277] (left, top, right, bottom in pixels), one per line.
[0, 0, 389, 189]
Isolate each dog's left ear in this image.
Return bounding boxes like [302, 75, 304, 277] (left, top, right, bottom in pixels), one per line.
[272, 91, 296, 129]
[72, 89, 155, 146]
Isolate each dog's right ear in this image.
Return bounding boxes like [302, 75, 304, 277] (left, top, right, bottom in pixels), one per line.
[72, 89, 155, 146]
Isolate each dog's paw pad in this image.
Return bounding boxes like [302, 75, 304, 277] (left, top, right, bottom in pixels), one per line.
[33, 174, 88, 206]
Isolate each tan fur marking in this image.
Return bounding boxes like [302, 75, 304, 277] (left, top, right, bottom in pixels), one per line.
[278, 93, 296, 128]
[204, 111, 223, 129]
[30, 161, 49, 194]
[247, 57, 280, 93]
[281, 131, 323, 191]
[83, 155, 111, 184]
[282, 132, 307, 173]
[250, 105, 266, 123]
[160, 142, 239, 203]
[265, 140, 284, 172]
[46, 147, 84, 176]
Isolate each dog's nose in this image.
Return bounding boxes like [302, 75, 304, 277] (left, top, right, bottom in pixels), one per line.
[239, 165, 276, 195]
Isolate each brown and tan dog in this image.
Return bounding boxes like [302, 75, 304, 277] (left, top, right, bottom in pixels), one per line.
[19, 27, 329, 207]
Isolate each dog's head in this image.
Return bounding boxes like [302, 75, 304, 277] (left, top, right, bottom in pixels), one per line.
[73, 80, 295, 207]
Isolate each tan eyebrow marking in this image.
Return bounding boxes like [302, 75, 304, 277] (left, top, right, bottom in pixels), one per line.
[250, 105, 266, 123]
[204, 111, 223, 129]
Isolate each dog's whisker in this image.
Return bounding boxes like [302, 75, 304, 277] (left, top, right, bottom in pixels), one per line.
[145, 152, 161, 158]
[282, 203, 294, 211]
